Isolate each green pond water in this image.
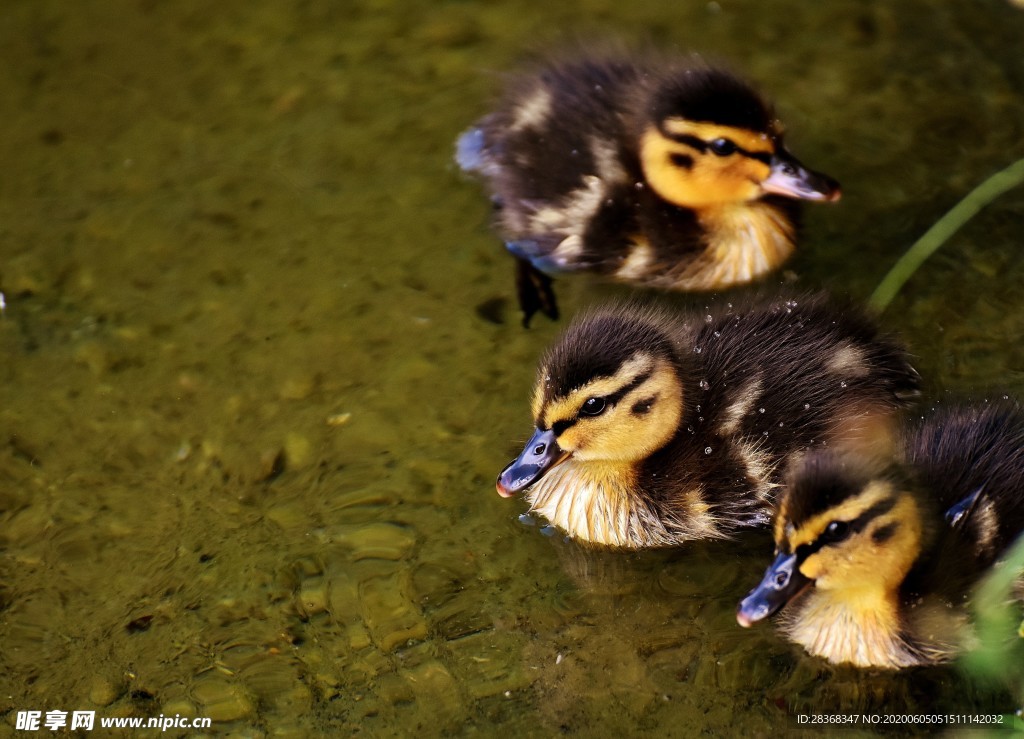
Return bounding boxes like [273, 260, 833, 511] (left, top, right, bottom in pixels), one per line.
[2, 0, 1024, 735]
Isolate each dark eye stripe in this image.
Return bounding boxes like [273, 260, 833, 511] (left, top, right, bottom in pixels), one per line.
[551, 418, 576, 436]
[631, 396, 656, 415]
[849, 496, 898, 534]
[662, 131, 772, 164]
[791, 495, 898, 561]
[664, 133, 707, 152]
[603, 370, 652, 408]
[548, 370, 654, 438]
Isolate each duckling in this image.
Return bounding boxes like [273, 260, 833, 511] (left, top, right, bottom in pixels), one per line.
[457, 53, 841, 325]
[736, 402, 1024, 669]
[496, 295, 919, 548]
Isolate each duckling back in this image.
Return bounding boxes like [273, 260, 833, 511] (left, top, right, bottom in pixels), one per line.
[462, 58, 642, 216]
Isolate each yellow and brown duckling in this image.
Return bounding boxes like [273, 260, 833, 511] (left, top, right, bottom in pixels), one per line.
[737, 402, 1024, 669]
[457, 53, 841, 325]
[496, 296, 919, 548]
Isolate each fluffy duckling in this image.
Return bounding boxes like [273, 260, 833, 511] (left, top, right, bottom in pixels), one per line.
[496, 296, 919, 548]
[457, 53, 841, 325]
[737, 402, 1024, 668]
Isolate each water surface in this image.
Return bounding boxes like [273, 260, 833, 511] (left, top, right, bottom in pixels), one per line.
[2, 0, 1024, 734]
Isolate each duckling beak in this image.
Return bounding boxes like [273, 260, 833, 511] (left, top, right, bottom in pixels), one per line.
[761, 148, 841, 202]
[496, 427, 569, 498]
[736, 551, 812, 627]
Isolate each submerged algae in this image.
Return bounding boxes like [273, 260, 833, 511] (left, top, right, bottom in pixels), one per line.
[1, 0, 1024, 734]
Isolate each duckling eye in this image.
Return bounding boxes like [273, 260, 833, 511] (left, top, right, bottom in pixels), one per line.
[580, 397, 607, 417]
[822, 520, 849, 543]
[708, 138, 737, 157]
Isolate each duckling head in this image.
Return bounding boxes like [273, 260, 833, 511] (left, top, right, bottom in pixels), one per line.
[497, 307, 686, 497]
[637, 67, 840, 210]
[737, 452, 925, 627]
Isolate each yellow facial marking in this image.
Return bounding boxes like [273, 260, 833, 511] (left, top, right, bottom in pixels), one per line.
[781, 480, 924, 596]
[775, 473, 945, 668]
[783, 480, 895, 551]
[639, 123, 774, 209]
[538, 354, 656, 428]
[533, 353, 683, 463]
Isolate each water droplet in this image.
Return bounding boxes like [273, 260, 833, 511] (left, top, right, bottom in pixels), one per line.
[694, 346, 702, 354]
[762, 430, 769, 437]
[803, 403, 810, 410]
[705, 314, 713, 323]
[704, 447, 712, 455]
[518, 513, 536, 526]
[778, 422, 784, 427]
[840, 381, 847, 388]
[699, 379, 710, 390]
[758, 408, 766, 414]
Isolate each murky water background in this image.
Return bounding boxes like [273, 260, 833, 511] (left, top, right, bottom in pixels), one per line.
[2, 0, 1024, 735]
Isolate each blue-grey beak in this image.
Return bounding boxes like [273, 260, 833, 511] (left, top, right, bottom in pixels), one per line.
[761, 148, 841, 202]
[736, 551, 812, 627]
[496, 427, 568, 497]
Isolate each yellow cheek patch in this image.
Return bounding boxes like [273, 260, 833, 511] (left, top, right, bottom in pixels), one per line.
[661, 118, 776, 155]
[787, 483, 924, 595]
[799, 552, 824, 580]
[639, 127, 771, 208]
[530, 354, 684, 462]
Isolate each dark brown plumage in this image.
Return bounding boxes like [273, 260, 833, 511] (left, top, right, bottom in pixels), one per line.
[496, 295, 919, 547]
[910, 401, 1024, 557]
[457, 53, 840, 325]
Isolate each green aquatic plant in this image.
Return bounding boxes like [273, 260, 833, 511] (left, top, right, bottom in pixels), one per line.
[963, 533, 1024, 728]
[869, 157, 1024, 312]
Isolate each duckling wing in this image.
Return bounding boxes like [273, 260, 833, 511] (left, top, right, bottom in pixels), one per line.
[467, 61, 644, 238]
[909, 402, 1024, 565]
